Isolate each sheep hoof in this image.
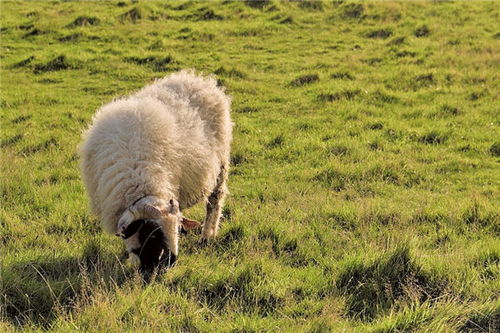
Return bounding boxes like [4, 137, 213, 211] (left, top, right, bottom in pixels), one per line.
[199, 237, 209, 246]
[126, 253, 141, 268]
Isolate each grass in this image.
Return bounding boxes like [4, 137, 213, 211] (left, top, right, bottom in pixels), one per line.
[1, 0, 499, 331]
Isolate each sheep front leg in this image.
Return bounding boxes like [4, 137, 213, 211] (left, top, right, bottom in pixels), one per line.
[201, 164, 228, 241]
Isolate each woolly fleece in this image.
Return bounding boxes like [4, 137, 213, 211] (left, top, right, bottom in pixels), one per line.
[79, 71, 232, 234]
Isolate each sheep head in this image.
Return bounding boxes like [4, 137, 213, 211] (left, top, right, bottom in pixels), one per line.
[116, 196, 201, 273]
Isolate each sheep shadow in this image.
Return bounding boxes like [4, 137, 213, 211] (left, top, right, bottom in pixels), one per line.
[2, 224, 246, 328]
[1, 240, 135, 328]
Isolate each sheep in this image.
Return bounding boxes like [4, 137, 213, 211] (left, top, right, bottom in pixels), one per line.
[79, 70, 232, 272]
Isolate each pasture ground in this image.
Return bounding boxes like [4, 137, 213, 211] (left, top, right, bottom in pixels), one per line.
[1, 1, 499, 332]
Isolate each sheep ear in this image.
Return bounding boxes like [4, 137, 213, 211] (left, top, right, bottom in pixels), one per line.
[121, 219, 144, 239]
[181, 217, 202, 231]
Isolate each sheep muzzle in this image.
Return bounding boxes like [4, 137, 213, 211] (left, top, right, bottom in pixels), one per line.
[130, 219, 177, 273]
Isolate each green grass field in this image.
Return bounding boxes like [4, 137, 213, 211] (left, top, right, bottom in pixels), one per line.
[1, 0, 499, 331]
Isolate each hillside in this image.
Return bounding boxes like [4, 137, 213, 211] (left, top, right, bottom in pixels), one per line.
[1, 1, 499, 332]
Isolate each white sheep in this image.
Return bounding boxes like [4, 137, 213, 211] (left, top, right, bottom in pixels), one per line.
[79, 70, 232, 272]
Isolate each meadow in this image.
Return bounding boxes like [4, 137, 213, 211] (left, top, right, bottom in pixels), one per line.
[0, 0, 499, 331]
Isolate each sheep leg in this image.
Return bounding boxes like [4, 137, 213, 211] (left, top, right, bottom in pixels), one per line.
[201, 164, 228, 241]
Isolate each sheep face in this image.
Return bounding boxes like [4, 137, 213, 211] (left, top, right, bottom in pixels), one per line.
[119, 199, 201, 274]
[125, 219, 176, 273]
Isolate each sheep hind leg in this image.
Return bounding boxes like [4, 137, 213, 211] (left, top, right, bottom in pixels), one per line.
[201, 164, 228, 242]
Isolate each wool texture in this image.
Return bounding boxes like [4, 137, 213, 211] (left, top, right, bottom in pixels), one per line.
[79, 70, 232, 234]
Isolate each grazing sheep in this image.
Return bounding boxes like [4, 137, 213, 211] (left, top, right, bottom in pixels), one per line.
[79, 70, 232, 272]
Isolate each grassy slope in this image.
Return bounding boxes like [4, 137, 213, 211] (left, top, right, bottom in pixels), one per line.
[1, 0, 499, 332]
